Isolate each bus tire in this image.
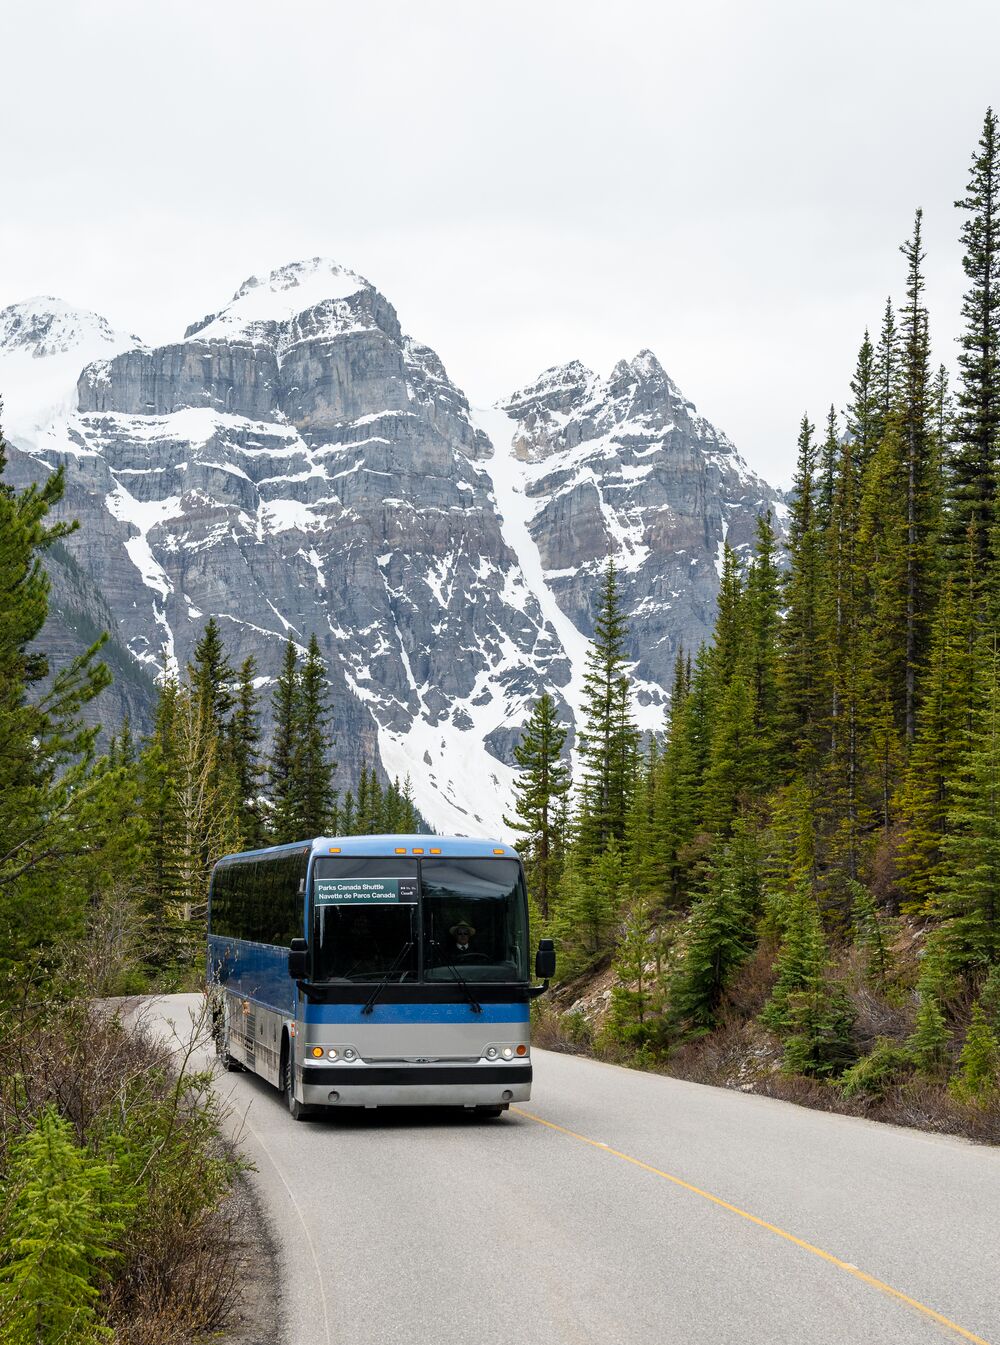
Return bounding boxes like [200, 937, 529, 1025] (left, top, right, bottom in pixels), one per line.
[474, 1105, 504, 1119]
[213, 1005, 244, 1072]
[282, 1045, 312, 1121]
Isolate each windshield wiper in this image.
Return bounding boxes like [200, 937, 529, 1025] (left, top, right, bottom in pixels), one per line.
[442, 957, 482, 1014]
[361, 941, 414, 1016]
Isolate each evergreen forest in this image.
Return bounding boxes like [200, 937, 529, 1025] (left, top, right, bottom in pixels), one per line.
[506, 110, 1000, 1132]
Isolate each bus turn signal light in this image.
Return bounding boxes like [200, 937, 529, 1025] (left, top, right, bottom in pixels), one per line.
[516, 1044, 527, 1056]
[310, 1047, 324, 1058]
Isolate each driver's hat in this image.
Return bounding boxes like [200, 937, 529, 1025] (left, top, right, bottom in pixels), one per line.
[449, 922, 476, 936]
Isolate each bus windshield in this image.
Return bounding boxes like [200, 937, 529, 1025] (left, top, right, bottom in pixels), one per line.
[312, 857, 418, 982]
[421, 857, 528, 983]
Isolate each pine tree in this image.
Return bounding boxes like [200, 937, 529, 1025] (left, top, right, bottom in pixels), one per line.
[824, 396, 866, 876]
[850, 882, 891, 989]
[896, 577, 972, 909]
[157, 681, 241, 962]
[339, 789, 356, 834]
[760, 880, 829, 1033]
[897, 208, 941, 742]
[400, 775, 419, 832]
[669, 831, 761, 1030]
[268, 639, 300, 844]
[779, 416, 825, 764]
[908, 990, 949, 1076]
[575, 560, 638, 860]
[743, 511, 782, 774]
[934, 633, 1000, 973]
[609, 894, 659, 1052]
[872, 296, 901, 439]
[191, 617, 234, 737]
[0, 409, 132, 965]
[780, 980, 855, 1078]
[291, 634, 337, 836]
[0, 1107, 132, 1344]
[229, 655, 266, 849]
[816, 405, 839, 531]
[554, 842, 622, 969]
[950, 108, 1000, 571]
[845, 329, 881, 471]
[504, 693, 571, 920]
[702, 671, 757, 835]
[356, 763, 371, 835]
[950, 1001, 1000, 1103]
[649, 652, 701, 905]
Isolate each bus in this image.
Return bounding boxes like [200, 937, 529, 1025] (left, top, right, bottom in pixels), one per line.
[207, 834, 556, 1119]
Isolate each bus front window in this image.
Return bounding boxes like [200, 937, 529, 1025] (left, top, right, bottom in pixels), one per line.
[312, 858, 418, 981]
[421, 857, 528, 982]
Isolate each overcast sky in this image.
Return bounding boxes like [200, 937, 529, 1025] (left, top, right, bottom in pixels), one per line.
[3, 0, 999, 484]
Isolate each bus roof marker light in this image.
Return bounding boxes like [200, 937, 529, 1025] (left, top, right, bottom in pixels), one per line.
[412, 848, 424, 854]
[430, 847, 442, 854]
[394, 847, 406, 854]
[329, 847, 341, 853]
[493, 848, 505, 854]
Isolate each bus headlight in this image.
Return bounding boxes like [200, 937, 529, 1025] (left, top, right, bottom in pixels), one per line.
[327, 1048, 338, 1059]
[343, 1048, 357, 1062]
[502, 1047, 514, 1060]
[486, 1046, 498, 1060]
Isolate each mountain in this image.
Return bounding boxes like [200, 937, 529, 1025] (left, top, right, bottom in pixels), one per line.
[478, 352, 782, 730]
[0, 262, 782, 833]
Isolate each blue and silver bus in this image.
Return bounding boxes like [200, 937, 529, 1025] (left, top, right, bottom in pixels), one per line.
[207, 834, 556, 1119]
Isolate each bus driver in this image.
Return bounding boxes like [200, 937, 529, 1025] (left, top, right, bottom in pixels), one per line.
[450, 921, 475, 955]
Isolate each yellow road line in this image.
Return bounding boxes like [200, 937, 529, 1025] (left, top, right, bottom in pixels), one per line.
[512, 1106, 991, 1345]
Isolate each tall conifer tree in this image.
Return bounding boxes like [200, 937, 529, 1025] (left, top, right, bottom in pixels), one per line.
[576, 560, 638, 860]
[504, 693, 571, 920]
[951, 108, 1000, 570]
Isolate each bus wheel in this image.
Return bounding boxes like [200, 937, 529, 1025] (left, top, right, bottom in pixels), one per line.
[474, 1105, 504, 1119]
[282, 1050, 311, 1121]
[214, 1010, 243, 1072]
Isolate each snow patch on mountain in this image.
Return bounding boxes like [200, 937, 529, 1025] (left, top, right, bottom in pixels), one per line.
[474, 404, 591, 727]
[185, 258, 370, 344]
[0, 297, 141, 451]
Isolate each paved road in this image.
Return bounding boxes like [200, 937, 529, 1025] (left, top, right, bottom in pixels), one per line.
[144, 994, 1000, 1345]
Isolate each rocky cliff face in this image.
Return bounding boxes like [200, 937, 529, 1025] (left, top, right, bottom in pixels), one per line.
[0, 264, 568, 833]
[479, 353, 782, 728]
[0, 264, 781, 832]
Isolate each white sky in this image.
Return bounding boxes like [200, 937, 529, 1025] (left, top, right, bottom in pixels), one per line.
[3, 0, 999, 485]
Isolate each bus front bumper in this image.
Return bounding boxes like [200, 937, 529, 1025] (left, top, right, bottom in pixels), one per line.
[300, 1062, 532, 1108]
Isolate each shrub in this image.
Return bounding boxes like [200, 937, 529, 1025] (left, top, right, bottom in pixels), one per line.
[950, 1002, 1000, 1106]
[0, 1106, 133, 1344]
[839, 1040, 915, 1100]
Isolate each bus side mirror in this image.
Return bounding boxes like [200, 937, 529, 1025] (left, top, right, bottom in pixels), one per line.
[535, 939, 556, 981]
[288, 938, 308, 980]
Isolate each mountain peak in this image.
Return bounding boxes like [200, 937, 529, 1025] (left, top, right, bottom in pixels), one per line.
[0, 297, 140, 359]
[185, 258, 372, 342]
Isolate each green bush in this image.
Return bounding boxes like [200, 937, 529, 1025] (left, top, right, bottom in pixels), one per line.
[0, 1107, 134, 1344]
[839, 1039, 915, 1100]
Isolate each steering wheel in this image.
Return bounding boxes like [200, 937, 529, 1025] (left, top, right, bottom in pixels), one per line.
[457, 952, 491, 963]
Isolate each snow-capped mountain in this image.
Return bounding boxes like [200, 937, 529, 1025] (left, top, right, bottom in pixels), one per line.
[0, 298, 140, 447]
[0, 262, 782, 834]
[480, 352, 781, 727]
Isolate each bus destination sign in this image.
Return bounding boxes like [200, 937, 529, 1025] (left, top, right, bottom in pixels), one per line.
[314, 878, 418, 905]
